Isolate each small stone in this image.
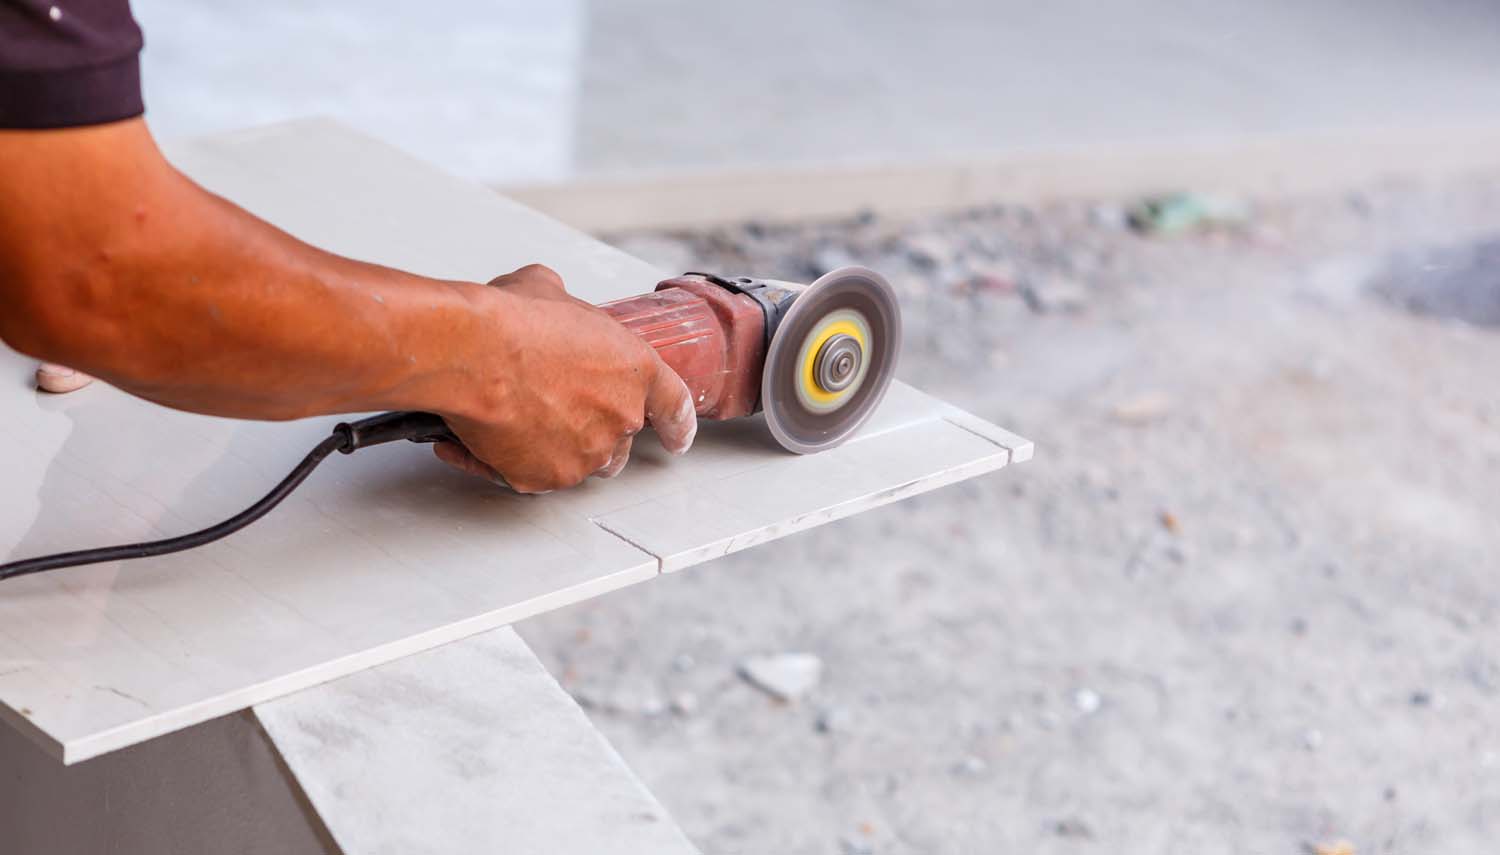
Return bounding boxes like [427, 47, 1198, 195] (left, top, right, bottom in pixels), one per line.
[960, 272, 1019, 296]
[960, 260, 1021, 294]
[1303, 729, 1324, 751]
[1128, 193, 1250, 235]
[1053, 817, 1094, 839]
[738, 653, 823, 701]
[902, 234, 950, 271]
[670, 692, 699, 716]
[815, 706, 851, 733]
[1164, 543, 1188, 564]
[1090, 202, 1128, 230]
[1157, 509, 1182, 534]
[1409, 690, 1432, 707]
[1111, 394, 1175, 425]
[1073, 688, 1102, 714]
[839, 836, 875, 855]
[1021, 275, 1089, 314]
[671, 653, 696, 673]
[1289, 616, 1309, 636]
[953, 755, 987, 776]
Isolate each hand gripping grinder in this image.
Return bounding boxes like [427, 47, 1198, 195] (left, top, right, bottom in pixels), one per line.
[0, 266, 902, 580]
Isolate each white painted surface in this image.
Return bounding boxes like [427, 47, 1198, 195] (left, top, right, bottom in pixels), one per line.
[133, 1, 1500, 183]
[255, 627, 700, 855]
[136, 0, 585, 182]
[0, 120, 1029, 765]
[577, 0, 1500, 174]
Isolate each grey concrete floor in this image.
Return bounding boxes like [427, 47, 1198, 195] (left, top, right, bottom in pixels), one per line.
[519, 177, 1500, 854]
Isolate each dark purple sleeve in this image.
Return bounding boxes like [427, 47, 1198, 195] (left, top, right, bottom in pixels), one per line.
[0, 0, 143, 129]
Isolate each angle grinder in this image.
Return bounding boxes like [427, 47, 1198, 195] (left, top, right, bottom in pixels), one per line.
[0, 266, 901, 581]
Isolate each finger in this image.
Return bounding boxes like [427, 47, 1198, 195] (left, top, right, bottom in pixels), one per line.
[596, 435, 633, 478]
[643, 359, 697, 456]
[35, 363, 94, 394]
[433, 441, 507, 486]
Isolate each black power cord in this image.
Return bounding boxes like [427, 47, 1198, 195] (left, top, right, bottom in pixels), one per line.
[0, 411, 454, 583]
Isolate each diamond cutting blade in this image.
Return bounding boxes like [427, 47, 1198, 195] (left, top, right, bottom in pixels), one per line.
[762, 266, 902, 454]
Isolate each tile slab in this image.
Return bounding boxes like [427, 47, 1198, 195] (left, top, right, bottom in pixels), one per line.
[254, 627, 700, 855]
[0, 119, 1031, 764]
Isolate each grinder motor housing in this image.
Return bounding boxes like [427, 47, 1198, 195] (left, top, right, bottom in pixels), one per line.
[599, 273, 798, 421]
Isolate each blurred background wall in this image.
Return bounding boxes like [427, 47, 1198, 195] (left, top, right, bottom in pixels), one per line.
[134, 0, 1500, 183]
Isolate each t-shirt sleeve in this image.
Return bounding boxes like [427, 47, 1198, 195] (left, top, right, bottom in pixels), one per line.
[0, 0, 144, 129]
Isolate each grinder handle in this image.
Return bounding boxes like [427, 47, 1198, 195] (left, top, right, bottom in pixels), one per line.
[335, 411, 455, 452]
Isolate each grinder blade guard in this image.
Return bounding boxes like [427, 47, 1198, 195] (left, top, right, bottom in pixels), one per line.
[760, 266, 902, 453]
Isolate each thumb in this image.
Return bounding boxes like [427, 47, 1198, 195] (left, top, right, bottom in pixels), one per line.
[644, 356, 697, 456]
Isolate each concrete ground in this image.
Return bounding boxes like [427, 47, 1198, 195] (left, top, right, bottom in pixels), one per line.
[518, 175, 1500, 854]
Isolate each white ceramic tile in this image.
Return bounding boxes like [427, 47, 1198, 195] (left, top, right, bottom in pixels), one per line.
[0, 119, 1031, 765]
[255, 627, 699, 855]
[593, 412, 1020, 571]
[0, 349, 656, 764]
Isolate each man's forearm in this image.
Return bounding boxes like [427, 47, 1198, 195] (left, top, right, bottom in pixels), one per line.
[0, 120, 507, 422]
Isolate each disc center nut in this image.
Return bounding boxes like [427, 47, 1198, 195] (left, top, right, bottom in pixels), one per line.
[814, 333, 863, 393]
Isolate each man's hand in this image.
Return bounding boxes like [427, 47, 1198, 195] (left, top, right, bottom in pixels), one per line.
[0, 120, 696, 491]
[430, 264, 696, 493]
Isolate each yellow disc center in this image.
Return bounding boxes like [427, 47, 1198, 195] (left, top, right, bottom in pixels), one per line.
[799, 318, 867, 405]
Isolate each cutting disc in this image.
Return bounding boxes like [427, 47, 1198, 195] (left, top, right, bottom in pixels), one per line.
[762, 266, 902, 453]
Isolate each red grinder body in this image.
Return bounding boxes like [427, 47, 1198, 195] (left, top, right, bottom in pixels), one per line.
[599, 275, 774, 420]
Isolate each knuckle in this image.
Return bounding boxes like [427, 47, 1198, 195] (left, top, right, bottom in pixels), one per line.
[549, 461, 588, 490]
[519, 263, 563, 287]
